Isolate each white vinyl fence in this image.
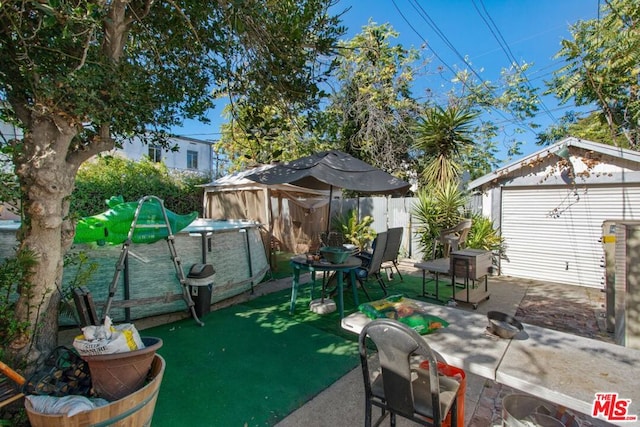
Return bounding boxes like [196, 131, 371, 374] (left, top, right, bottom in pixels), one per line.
[333, 196, 427, 261]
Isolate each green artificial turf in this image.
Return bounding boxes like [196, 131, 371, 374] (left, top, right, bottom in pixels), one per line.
[148, 259, 452, 426]
[148, 297, 359, 426]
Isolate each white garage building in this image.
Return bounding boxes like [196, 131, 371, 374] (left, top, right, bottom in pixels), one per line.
[467, 137, 640, 288]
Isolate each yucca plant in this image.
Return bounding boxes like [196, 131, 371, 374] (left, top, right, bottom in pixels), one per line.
[413, 106, 479, 188]
[466, 215, 505, 254]
[331, 209, 377, 251]
[411, 182, 469, 256]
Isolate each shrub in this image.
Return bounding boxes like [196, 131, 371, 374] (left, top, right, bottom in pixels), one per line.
[71, 155, 209, 216]
[0, 250, 37, 364]
[466, 214, 505, 254]
[331, 209, 376, 251]
[411, 182, 468, 255]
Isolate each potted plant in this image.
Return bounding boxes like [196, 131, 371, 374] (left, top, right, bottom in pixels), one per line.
[331, 209, 377, 252]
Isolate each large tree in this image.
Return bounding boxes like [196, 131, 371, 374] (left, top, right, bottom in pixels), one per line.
[325, 22, 421, 174]
[217, 22, 421, 175]
[0, 0, 343, 367]
[216, 102, 336, 171]
[547, 0, 640, 148]
[535, 111, 628, 147]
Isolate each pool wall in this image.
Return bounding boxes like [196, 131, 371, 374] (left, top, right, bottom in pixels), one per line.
[0, 220, 269, 325]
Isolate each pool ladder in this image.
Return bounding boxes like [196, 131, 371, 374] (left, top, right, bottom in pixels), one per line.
[102, 195, 204, 326]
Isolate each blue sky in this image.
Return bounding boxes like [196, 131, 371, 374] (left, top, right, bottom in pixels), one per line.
[175, 0, 599, 164]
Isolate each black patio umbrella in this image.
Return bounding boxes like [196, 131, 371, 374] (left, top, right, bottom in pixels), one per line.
[246, 150, 411, 232]
[246, 150, 410, 194]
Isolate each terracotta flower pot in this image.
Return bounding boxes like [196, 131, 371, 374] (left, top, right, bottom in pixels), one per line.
[81, 337, 163, 401]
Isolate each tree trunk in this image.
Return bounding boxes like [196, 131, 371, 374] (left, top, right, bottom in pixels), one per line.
[7, 0, 137, 371]
[9, 111, 80, 369]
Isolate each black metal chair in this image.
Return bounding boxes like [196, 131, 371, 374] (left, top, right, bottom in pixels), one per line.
[355, 231, 389, 297]
[358, 318, 460, 427]
[381, 227, 404, 281]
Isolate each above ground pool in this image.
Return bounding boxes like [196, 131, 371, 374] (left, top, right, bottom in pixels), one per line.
[0, 219, 269, 324]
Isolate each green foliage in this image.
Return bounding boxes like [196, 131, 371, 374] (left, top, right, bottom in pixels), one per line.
[218, 22, 421, 174]
[440, 62, 541, 170]
[413, 106, 479, 188]
[58, 251, 99, 322]
[411, 182, 468, 255]
[412, 186, 502, 259]
[0, 0, 344, 145]
[466, 215, 504, 255]
[536, 111, 629, 147]
[0, 144, 21, 217]
[325, 22, 421, 175]
[71, 156, 208, 216]
[0, 250, 37, 362]
[217, 104, 336, 171]
[547, 0, 640, 148]
[331, 209, 377, 251]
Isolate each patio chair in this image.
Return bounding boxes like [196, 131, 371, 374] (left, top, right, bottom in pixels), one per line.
[432, 219, 472, 259]
[355, 231, 388, 297]
[358, 318, 460, 427]
[381, 227, 404, 281]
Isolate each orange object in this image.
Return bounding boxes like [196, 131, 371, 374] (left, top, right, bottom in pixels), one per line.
[0, 360, 25, 386]
[419, 360, 466, 427]
[0, 360, 26, 408]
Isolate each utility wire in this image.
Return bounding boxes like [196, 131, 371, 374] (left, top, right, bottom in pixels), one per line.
[407, 0, 489, 89]
[473, 0, 558, 124]
[392, 0, 539, 135]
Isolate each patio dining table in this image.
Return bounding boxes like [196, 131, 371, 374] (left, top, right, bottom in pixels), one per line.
[289, 255, 362, 319]
[342, 297, 640, 426]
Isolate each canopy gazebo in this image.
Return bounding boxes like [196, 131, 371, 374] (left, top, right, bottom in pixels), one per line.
[201, 165, 337, 260]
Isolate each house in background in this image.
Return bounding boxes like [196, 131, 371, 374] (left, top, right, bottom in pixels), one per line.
[112, 135, 217, 178]
[0, 116, 217, 177]
[2, 117, 218, 217]
[468, 137, 640, 288]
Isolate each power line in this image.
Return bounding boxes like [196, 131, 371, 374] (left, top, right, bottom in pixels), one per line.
[472, 0, 558, 124]
[407, 0, 488, 87]
[391, 0, 539, 135]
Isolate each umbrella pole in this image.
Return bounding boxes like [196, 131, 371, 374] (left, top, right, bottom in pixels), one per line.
[326, 185, 333, 233]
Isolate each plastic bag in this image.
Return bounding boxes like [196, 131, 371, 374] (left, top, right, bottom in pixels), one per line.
[73, 323, 144, 356]
[358, 295, 449, 335]
[26, 395, 109, 417]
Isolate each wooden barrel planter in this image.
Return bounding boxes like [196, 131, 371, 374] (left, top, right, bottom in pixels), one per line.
[25, 354, 165, 427]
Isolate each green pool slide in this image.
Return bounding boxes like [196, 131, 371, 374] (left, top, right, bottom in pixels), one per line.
[73, 196, 197, 246]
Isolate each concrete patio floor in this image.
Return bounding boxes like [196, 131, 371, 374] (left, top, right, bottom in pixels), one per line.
[60, 258, 616, 426]
[271, 260, 615, 427]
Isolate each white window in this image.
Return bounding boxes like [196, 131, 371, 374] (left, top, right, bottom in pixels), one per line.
[148, 145, 162, 162]
[187, 150, 198, 169]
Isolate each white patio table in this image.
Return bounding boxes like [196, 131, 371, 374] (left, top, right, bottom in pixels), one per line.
[341, 298, 640, 426]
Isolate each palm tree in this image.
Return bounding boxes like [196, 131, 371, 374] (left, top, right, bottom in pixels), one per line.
[413, 106, 478, 187]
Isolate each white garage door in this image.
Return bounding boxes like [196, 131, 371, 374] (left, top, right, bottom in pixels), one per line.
[501, 185, 640, 287]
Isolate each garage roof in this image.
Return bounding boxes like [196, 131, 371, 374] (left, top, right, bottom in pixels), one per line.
[467, 137, 640, 191]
